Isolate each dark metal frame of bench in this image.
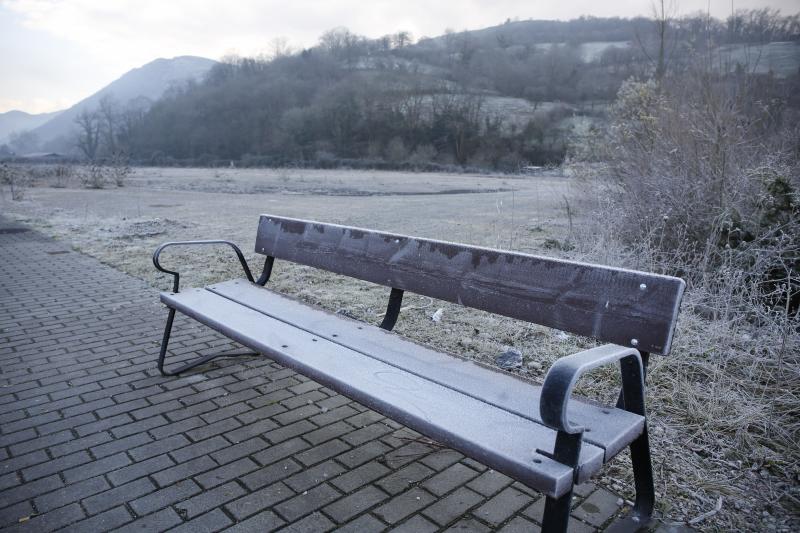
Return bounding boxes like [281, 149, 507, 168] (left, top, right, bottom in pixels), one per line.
[153, 215, 685, 533]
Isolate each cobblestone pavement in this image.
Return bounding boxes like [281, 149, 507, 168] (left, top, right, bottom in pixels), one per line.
[0, 218, 659, 532]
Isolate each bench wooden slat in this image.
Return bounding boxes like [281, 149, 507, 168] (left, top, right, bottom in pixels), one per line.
[208, 279, 644, 462]
[162, 287, 606, 497]
[255, 215, 685, 354]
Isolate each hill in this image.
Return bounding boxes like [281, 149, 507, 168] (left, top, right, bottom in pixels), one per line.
[0, 109, 62, 144]
[32, 56, 216, 152]
[118, 12, 797, 169]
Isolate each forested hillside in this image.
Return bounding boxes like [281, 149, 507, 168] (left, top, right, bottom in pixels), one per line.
[47, 10, 800, 169]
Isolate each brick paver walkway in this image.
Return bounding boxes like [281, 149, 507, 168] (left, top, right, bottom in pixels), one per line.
[1, 218, 636, 532]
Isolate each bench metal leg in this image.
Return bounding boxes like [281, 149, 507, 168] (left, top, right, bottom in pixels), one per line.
[607, 354, 656, 532]
[541, 431, 583, 533]
[542, 490, 574, 533]
[157, 308, 260, 376]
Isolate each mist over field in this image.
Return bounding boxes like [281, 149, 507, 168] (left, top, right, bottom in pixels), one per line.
[1, 4, 799, 532]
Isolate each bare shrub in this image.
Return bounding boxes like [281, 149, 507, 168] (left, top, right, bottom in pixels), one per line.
[78, 156, 131, 189]
[573, 59, 800, 529]
[0, 164, 32, 200]
[598, 69, 799, 313]
[108, 153, 131, 187]
[51, 165, 74, 188]
[79, 164, 107, 189]
[385, 136, 409, 163]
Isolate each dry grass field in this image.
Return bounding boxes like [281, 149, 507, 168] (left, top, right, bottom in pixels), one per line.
[2, 166, 797, 532]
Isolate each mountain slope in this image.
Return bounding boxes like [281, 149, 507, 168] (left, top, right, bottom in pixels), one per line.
[33, 55, 216, 148]
[0, 109, 62, 144]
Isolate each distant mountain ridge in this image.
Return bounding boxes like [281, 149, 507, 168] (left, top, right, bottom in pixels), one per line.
[0, 109, 62, 144]
[31, 55, 216, 151]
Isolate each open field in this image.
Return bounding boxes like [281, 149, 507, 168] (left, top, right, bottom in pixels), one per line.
[2, 166, 798, 531]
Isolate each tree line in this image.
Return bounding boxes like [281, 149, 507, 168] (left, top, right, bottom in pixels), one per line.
[30, 9, 799, 170]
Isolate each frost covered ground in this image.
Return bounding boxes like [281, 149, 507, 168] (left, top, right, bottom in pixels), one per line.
[2, 166, 797, 532]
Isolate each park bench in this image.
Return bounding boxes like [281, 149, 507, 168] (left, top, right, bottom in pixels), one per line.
[152, 214, 685, 533]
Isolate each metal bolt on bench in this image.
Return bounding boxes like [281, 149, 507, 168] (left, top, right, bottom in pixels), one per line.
[153, 214, 685, 533]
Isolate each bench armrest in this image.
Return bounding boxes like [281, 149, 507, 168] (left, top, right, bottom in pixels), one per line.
[153, 240, 254, 293]
[540, 345, 644, 434]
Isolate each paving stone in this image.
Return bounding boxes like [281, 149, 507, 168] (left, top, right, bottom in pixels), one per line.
[210, 436, 267, 464]
[460, 457, 489, 472]
[383, 441, 435, 468]
[330, 460, 391, 493]
[34, 475, 110, 513]
[21, 450, 91, 481]
[285, 460, 346, 492]
[443, 517, 493, 532]
[185, 417, 241, 442]
[336, 440, 390, 468]
[523, 499, 596, 533]
[169, 435, 230, 463]
[264, 420, 317, 444]
[472, 486, 533, 526]
[422, 486, 484, 526]
[129, 479, 202, 516]
[377, 462, 435, 495]
[499, 516, 543, 533]
[303, 420, 354, 445]
[253, 437, 310, 466]
[467, 469, 514, 497]
[274, 482, 342, 522]
[571, 488, 623, 527]
[195, 457, 259, 489]
[113, 508, 183, 533]
[420, 449, 464, 471]
[323, 484, 389, 523]
[224, 418, 279, 442]
[167, 508, 233, 533]
[106, 453, 174, 486]
[226, 481, 294, 520]
[128, 433, 188, 461]
[373, 487, 437, 524]
[421, 462, 480, 496]
[8, 430, 73, 457]
[273, 404, 321, 425]
[241, 458, 304, 491]
[152, 455, 217, 488]
[110, 415, 169, 438]
[91, 432, 153, 459]
[0, 474, 63, 507]
[224, 509, 285, 532]
[281, 389, 327, 409]
[0, 502, 84, 533]
[174, 480, 246, 519]
[0, 473, 19, 492]
[388, 514, 440, 533]
[149, 416, 205, 440]
[62, 505, 132, 533]
[82, 477, 156, 514]
[63, 452, 131, 484]
[0, 450, 48, 474]
[0, 500, 34, 528]
[278, 511, 336, 532]
[342, 421, 393, 446]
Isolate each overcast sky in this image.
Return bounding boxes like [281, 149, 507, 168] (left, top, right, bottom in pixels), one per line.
[1, 0, 796, 114]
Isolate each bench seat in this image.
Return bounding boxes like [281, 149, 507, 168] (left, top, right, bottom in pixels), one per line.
[162, 279, 646, 498]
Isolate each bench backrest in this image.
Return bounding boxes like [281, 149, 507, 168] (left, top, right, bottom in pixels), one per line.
[255, 215, 685, 355]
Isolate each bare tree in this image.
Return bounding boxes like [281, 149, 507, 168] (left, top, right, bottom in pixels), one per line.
[393, 31, 413, 48]
[269, 37, 292, 59]
[8, 130, 39, 155]
[635, 0, 678, 82]
[74, 109, 101, 160]
[98, 95, 119, 156]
